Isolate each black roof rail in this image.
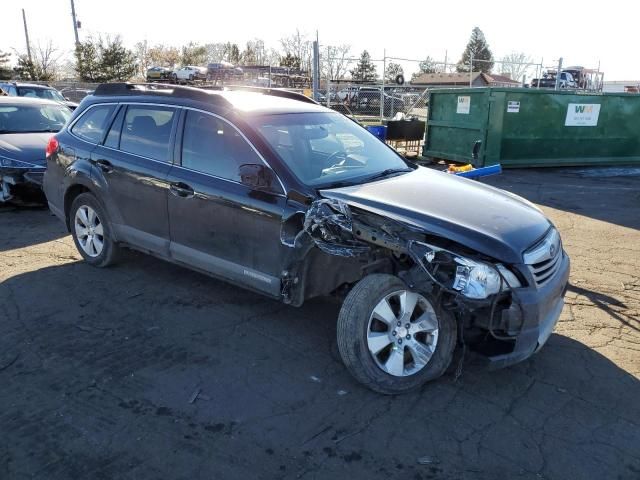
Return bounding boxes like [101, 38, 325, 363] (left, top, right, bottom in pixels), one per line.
[223, 85, 318, 105]
[93, 82, 232, 108]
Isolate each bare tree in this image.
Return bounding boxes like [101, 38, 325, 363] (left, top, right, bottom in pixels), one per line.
[499, 52, 533, 82]
[134, 40, 151, 78]
[323, 44, 351, 80]
[14, 41, 62, 81]
[148, 45, 180, 68]
[245, 39, 266, 65]
[280, 29, 311, 72]
[264, 48, 281, 67]
[384, 61, 404, 82]
[204, 43, 226, 64]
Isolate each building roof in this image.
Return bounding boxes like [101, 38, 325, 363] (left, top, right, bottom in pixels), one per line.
[411, 72, 520, 86]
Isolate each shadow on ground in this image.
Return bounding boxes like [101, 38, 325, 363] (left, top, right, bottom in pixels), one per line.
[486, 167, 640, 231]
[0, 206, 66, 252]
[1, 254, 639, 480]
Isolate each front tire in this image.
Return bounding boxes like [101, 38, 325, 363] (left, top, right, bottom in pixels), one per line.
[337, 274, 456, 394]
[69, 193, 120, 267]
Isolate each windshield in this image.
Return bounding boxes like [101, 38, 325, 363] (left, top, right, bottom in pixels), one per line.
[249, 112, 409, 187]
[0, 104, 71, 133]
[17, 87, 66, 102]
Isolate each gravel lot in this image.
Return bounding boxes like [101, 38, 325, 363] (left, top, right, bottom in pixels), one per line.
[1, 168, 639, 480]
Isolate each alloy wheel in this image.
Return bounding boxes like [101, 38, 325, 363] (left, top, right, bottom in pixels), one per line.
[74, 205, 104, 257]
[367, 290, 439, 377]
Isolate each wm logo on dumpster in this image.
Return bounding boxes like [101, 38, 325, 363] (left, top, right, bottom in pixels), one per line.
[574, 105, 594, 114]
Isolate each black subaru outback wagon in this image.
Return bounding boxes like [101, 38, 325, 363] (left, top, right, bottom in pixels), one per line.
[44, 83, 569, 394]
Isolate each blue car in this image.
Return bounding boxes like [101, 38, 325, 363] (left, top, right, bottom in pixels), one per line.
[0, 96, 71, 203]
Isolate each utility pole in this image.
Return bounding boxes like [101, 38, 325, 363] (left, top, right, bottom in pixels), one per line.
[312, 31, 319, 102]
[70, 0, 80, 46]
[22, 9, 32, 64]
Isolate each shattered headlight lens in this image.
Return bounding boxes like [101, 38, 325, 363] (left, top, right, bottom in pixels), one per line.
[411, 241, 521, 300]
[452, 257, 502, 299]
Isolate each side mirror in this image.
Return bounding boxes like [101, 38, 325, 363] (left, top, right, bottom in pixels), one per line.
[239, 163, 277, 191]
[472, 140, 482, 161]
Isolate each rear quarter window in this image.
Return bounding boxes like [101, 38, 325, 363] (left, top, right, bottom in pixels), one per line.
[71, 105, 116, 143]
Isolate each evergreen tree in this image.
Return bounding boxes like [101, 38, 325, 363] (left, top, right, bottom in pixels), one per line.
[75, 40, 102, 81]
[75, 36, 136, 82]
[350, 50, 377, 82]
[280, 53, 301, 69]
[456, 27, 494, 73]
[100, 37, 137, 81]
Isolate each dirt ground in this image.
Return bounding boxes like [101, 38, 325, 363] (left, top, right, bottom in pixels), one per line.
[1, 168, 639, 480]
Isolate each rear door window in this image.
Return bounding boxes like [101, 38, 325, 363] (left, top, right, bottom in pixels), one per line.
[71, 104, 117, 143]
[120, 106, 176, 162]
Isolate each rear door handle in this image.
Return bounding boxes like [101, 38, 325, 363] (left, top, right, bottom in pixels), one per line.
[95, 159, 113, 173]
[169, 182, 195, 198]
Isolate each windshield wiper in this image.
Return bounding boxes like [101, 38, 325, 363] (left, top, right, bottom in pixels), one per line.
[364, 167, 412, 182]
[320, 179, 361, 189]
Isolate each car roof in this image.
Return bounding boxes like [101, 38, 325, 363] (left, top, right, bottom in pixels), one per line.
[0, 96, 63, 106]
[215, 90, 327, 114]
[88, 84, 328, 115]
[1, 82, 55, 90]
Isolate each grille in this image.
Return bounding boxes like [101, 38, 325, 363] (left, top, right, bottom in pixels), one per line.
[523, 228, 563, 287]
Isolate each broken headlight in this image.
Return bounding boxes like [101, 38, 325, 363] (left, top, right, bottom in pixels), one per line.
[452, 257, 501, 299]
[452, 258, 522, 299]
[410, 241, 521, 300]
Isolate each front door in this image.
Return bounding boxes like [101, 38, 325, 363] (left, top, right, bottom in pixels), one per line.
[167, 109, 287, 297]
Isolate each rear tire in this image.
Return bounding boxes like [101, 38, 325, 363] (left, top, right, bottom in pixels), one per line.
[337, 274, 456, 394]
[69, 192, 120, 267]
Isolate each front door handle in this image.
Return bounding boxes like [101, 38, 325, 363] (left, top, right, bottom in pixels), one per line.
[95, 159, 113, 173]
[169, 182, 195, 198]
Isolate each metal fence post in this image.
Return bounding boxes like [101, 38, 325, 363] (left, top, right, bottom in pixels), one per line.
[554, 57, 563, 90]
[380, 50, 386, 123]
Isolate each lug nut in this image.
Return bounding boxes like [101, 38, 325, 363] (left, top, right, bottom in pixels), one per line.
[397, 321, 402, 327]
[398, 339, 403, 345]
[406, 334, 411, 340]
[405, 323, 410, 329]
[392, 330, 397, 336]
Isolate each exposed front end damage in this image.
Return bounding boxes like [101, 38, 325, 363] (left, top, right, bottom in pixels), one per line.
[282, 197, 570, 369]
[0, 159, 46, 204]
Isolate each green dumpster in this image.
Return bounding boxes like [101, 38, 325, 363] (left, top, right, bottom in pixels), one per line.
[424, 87, 640, 167]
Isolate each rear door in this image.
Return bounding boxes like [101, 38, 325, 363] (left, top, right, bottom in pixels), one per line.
[167, 109, 287, 297]
[91, 103, 178, 255]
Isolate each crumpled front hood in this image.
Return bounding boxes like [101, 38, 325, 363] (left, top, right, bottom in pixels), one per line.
[0, 133, 51, 167]
[320, 167, 551, 264]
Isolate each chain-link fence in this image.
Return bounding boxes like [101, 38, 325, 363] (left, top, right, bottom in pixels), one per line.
[324, 82, 428, 123]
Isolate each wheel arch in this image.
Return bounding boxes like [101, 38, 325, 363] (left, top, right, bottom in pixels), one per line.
[63, 184, 91, 231]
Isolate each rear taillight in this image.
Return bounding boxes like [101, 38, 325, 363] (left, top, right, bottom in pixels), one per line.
[45, 136, 59, 158]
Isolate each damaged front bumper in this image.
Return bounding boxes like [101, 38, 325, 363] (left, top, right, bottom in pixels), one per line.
[477, 252, 570, 369]
[0, 158, 46, 202]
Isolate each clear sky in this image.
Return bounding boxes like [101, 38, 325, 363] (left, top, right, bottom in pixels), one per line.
[1, 0, 635, 81]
